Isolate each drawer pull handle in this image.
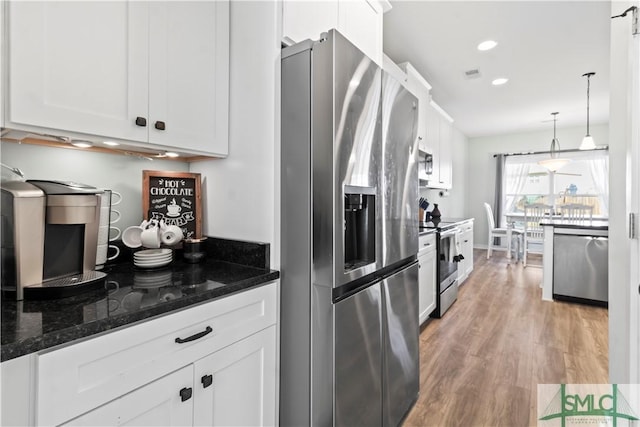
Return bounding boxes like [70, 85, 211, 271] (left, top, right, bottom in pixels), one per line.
[155, 120, 166, 131]
[422, 242, 431, 247]
[179, 387, 193, 402]
[135, 116, 147, 127]
[175, 326, 213, 344]
[201, 374, 213, 389]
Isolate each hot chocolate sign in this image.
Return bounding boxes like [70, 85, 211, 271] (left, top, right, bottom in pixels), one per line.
[143, 171, 202, 239]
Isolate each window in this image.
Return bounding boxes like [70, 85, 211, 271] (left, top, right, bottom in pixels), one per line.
[501, 150, 609, 223]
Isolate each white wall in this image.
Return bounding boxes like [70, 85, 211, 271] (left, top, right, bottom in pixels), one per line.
[190, 1, 280, 267]
[420, 126, 468, 218]
[0, 141, 188, 229]
[466, 123, 609, 249]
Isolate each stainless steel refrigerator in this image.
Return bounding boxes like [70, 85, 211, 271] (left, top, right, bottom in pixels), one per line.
[280, 30, 420, 426]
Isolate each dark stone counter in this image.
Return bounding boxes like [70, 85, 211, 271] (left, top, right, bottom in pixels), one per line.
[540, 218, 609, 231]
[1, 237, 279, 362]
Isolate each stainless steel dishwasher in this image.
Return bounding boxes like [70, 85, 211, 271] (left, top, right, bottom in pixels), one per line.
[553, 228, 608, 306]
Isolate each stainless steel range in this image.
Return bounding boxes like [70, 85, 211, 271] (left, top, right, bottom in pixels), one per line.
[280, 30, 420, 426]
[420, 218, 464, 317]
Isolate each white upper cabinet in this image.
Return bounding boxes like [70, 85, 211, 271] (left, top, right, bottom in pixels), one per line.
[282, 1, 338, 45]
[5, 1, 229, 157]
[147, 2, 229, 156]
[425, 101, 454, 189]
[282, 0, 390, 65]
[399, 62, 431, 153]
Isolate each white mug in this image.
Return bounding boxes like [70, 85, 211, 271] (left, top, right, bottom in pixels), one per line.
[108, 244, 120, 260]
[110, 191, 122, 206]
[110, 209, 121, 224]
[96, 243, 120, 267]
[161, 225, 183, 246]
[109, 226, 121, 241]
[98, 225, 121, 244]
[122, 225, 143, 248]
[140, 226, 162, 248]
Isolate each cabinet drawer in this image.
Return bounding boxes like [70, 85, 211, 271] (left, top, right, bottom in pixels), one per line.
[37, 282, 277, 426]
[460, 221, 474, 233]
[418, 233, 436, 254]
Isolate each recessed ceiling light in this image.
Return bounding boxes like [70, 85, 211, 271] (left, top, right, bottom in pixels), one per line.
[103, 140, 120, 146]
[492, 78, 509, 86]
[70, 140, 93, 148]
[477, 40, 497, 51]
[165, 152, 180, 158]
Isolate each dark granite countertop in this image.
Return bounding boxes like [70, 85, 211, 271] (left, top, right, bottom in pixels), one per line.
[418, 217, 473, 233]
[1, 238, 279, 362]
[540, 218, 609, 231]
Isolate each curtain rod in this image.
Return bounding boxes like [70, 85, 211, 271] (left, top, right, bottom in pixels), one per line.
[492, 146, 609, 158]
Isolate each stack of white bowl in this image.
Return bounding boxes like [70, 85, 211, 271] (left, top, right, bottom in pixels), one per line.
[134, 248, 173, 269]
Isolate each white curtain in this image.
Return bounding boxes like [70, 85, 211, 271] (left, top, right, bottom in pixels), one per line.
[588, 155, 609, 215]
[503, 159, 531, 226]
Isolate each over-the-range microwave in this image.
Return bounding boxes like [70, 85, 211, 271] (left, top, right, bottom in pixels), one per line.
[418, 151, 433, 181]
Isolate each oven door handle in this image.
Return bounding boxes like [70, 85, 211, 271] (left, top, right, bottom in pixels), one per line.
[439, 227, 461, 238]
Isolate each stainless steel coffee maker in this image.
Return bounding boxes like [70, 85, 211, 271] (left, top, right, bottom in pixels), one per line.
[1, 179, 106, 299]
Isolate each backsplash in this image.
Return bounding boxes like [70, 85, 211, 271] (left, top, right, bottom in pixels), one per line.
[419, 187, 465, 219]
[1, 142, 189, 229]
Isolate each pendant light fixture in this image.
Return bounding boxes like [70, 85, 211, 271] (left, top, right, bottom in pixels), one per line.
[538, 112, 571, 172]
[579, 72, 596, 150]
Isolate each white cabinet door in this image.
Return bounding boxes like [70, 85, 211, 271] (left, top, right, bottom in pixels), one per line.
[424, 103, 441, 186]
[282, 0, 384, 64]
[457, 222, 474, 283]
[338, 0, 383, 64]
[7, 1, 148, 142]
[62, 365, 194, 427]
[438, 116, 453, 189]
[418, 247, 437, 324]
[148, 1, 229, 155]
[193, 326, 277, 426]
[282, 1, 338, 44]
[400, 63, 430, 153]
[6, 1, 229, 156]
[424, 102, 454, 189]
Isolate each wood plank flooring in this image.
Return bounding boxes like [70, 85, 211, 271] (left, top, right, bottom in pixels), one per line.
[403, 249, 608, 427]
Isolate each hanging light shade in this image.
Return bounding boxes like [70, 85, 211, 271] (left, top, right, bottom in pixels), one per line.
[579, 72, 596, 150]
[538, 112, 571, 172]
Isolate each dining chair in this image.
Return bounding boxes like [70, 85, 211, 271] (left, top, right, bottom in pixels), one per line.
[484, 202, 522, 260]
[558, 203, 593, 222]
[523, 203, 552, 267]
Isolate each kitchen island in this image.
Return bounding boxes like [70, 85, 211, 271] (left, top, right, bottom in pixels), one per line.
[1, 237, 279, 426]
[541, 219, 608, 303]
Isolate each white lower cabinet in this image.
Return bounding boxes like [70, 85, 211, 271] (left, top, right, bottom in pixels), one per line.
[63, 365, 194, 427]
[418, 233, 437, 324]
[193, 326, 276, 426]
[63, 326, 277, 427]
[33, 282, 278, 427]
[458, 221, 474, 283]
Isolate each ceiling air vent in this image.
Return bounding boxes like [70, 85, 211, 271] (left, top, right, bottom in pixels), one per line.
[464, 68, 481, 79]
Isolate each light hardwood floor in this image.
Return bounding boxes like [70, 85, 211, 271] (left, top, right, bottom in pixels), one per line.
[404, 249, 608, 427]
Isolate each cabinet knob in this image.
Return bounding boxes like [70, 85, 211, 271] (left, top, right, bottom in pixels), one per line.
[179, 387, 193, 402]
[135, 117, 147, 127]
[201, 374, 213, 389]
[155, 121, 166, 131]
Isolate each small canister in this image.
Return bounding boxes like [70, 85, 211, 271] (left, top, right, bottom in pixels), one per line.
[183, 237, 207, 263]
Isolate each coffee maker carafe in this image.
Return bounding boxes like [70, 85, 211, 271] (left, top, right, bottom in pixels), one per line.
[1, 180, 106, 299]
